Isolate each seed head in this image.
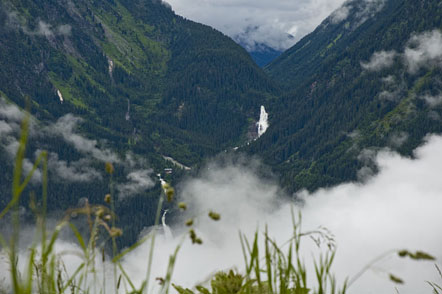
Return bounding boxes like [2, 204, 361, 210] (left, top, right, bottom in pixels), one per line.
[185, 218, 194, 227]
[110, 227, 123, 238]
[410, 251, 435, 261]
[165, 187, 175, 202]
[389, 274, 404, 284]
[95, 208, 105, 217]
[398, 250, 408, 258]
[208, 211, 221, 221]
[104, 194, 111, 204]
[178, 202, 187, 211]
[188, 229, 203, 245]
[105, 162, 114, 174]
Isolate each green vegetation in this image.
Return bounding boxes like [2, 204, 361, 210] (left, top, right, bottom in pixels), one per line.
[250, 0, 442, 192]
[2, 0, 442, 277]
[0, 0, 277, 246]
[0, 113, 184, 294]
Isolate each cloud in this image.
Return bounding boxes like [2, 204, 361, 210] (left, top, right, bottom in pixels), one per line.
[352, 0, 386, 27]
[117, 169, 155, 199]
[165, 0, 388, 51]
[32, 21, 72, 38]
[3, 135, 442, 293]
[136, 137, 442, 293]
[0, 100, 25, 122]
[0, 99, 41, 183]
[0, 99, 153, 188]
[154, 136, 442, 293]
[378, 75, 408, 101]
[46, 152, 102, 183]
[166, 0, 347, 51]
[363, 30, 442, 73]
[330, 5, 350, 24]
[0, 101, 105, 184]
[404, 30, 442, 73]
[51, 114, 119, 163]
[329, 0, 386, 26]
[361, 50, 397, 71]
[0, 121, 13, 136]
[388, 132, 409, 148]
[420, 93, 442, 108]
[35, 20, 54, 37]
[56, 24, 72, 36]
[3, 7, 71, 38]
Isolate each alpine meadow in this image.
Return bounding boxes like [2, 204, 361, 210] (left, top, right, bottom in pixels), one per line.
[0, 0, 442, 293]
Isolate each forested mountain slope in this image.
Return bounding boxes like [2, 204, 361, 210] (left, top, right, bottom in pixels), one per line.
[2, 0, 442, 243]
[250, 0, 442, 191]
[0, 0, 277, 244]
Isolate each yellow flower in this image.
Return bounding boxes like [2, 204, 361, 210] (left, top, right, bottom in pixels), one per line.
[105, 162, 114, 174]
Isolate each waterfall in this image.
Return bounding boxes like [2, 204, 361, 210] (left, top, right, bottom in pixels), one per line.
[57, 89, 64, 104]
[256, 105, 269, 138]
[125, 99, 130, 121]
[162, 210, 173, 240]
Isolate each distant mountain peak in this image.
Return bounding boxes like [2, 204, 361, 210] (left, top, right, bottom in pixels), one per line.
[233, 25, 295, 52]
[233, 26, 293, 66]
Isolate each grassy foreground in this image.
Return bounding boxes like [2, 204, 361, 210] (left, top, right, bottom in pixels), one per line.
[0, 109, 439, 294]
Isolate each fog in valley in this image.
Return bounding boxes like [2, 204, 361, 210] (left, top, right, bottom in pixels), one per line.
[2, 135, 442, 294]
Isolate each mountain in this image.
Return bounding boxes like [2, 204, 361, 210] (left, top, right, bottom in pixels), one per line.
[247, 45, 282, 68]
[233, 26, 293, 67]
[0, 0, 277, 244]
[2, 0, 442, 244]
[248, 0, 442, 191]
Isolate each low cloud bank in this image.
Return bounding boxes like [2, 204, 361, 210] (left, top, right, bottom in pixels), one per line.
[2, 107, 442, 293]
[142, 136, 442, 294]
[362, 29, 442, 73]
[165, 0, 387, 51]
[138, 134, 442, 293]
[0, 98, 153, 198]
[4, 135, 440, 293]
[165, 0, 347, 51]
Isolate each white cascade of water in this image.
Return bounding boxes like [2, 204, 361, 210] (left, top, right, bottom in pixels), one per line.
[256, 105, 269, 138]
[161, 210, 173, 240]
[57, 90, 64, 104]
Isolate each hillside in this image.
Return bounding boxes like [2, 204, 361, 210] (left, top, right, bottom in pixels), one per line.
[0, 0, 277, 244]
[250, 0, 442, 191]
[2, 0, 442, 242]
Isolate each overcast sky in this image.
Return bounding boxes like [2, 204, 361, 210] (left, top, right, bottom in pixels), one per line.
[165, 0, 347, 51]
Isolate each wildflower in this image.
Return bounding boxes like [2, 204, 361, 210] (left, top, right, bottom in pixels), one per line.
[208, 211, 221, 221]
[409, 251, 435, 260]
[189, 229, 203, 245]
[105, 162, 114, 174]
[397, 250, 435, 260]
[160, 180, 175, 202]
[110, 227, 123, 238]
[185, 218, 194, 227]
[165, 187, 175, 202]
[178, 202, 187, 211]
[104, 194, 111, 204]
[389, 274, 404, 284]
[95, 208, 105, 217]
[398, 250, 409, 257]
